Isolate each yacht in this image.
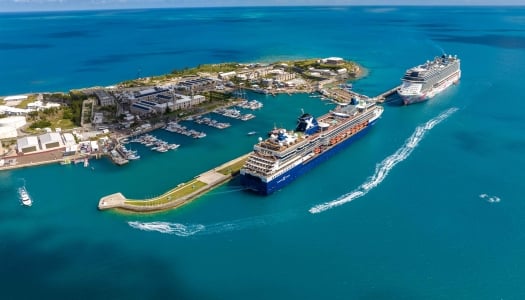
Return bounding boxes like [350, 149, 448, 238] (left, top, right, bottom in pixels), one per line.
[18, 186, 32, 206]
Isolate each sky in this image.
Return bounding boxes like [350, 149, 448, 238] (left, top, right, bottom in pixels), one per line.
[0, 0, 523, 12]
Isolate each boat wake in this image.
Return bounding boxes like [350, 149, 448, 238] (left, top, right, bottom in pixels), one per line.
[479, 193, 501, 203]
[309, 107, 459, 214]
[128, 211, 297, 237]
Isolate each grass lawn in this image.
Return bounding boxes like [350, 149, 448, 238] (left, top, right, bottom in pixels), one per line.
[217, 157, 248, 175]
[15, 95, 37, 109]
[51, 118, 76, 130]
[124, 180, 207, 207]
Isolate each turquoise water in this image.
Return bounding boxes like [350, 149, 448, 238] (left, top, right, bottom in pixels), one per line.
[1, 6, 525, 299]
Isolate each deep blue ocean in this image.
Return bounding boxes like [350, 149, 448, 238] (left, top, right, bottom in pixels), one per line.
[1, 6, 525, 300]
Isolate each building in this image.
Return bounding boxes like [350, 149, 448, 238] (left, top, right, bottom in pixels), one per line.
[0, 127, 17, 140]
[62, 133, 77, 155]
[26, 100, 61, 112]
[17, 136, 40, 153]
[93, 90, 116, 106]
[170, 94, 206, 110]
[3, 95, 28, 102]
[130, 102, 156, 116]
[133, 87, 171, 102]
[92, 112, 104, 125]
[218, 71, 236, 80]
[321, 57, 344, 65]
[0, 106, 29, 116]
[38, 132, 63, 150]
[0, 116, 26, 139]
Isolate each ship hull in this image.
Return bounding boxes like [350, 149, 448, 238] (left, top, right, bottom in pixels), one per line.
[240, 121, 376, 195]
[399, 70, 461, 105]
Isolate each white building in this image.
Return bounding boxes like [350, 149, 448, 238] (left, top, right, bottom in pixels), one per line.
[321, 57, 344, 65]
[0, 106, 29, 116]
[38, 132, 63, 150]
[0, 127, 17, 139]
[62, 133, 77, 155]
[26, 100, 61, 112]
[0, 116, 26, 139]
[17, 136, 40, 153]
[3, 95, 28, 102]
[218, 71, 236, 80]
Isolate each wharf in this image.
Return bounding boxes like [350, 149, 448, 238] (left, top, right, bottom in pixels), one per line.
[320, 85, 400, 104]
[98, 154, 250, 213]
[374, 85, 400, 103]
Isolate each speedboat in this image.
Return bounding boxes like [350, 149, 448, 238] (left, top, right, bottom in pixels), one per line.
[18, 186, 32, 207]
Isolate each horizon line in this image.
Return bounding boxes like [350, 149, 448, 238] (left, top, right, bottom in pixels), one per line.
[1, 4, 524, 13]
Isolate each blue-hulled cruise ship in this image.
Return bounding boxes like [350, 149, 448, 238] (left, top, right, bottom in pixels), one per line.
[240, 99, 384, 195]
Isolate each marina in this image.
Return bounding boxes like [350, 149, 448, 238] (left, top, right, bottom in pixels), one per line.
[236, 99, 263, 110]
[214, 108, 256, 121]
[129, 134, 180, 153]
[193, 116, 231, 129]
[164, 121, 207, 138]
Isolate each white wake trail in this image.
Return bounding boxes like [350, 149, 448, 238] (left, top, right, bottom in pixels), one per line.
[309, 107, 458, 214]
[128, 211, 297, 237]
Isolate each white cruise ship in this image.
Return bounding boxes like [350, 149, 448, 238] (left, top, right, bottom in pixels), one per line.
[397, 54, 461, 105]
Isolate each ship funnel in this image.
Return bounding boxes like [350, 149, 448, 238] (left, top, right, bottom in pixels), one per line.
[295, 113, 319, 135]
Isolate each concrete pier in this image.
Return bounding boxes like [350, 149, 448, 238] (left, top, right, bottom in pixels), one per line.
[374, 85, 400, 103]
[98, 154, 249, 213]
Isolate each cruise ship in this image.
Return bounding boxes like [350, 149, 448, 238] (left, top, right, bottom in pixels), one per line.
[240, 99, 384, 194]
[397, 54, 461, 105]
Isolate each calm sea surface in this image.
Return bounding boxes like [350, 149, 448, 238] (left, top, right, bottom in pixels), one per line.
[1, 6, 525, 300]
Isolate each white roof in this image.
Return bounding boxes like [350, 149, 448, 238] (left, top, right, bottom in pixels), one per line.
[139, 88, 157, 95]
[17, 136, 39, 150]
[325, 57, 343, 61]
[0, 105, 29, 114]
[62, 133, 76, 145]
[0, 126, 17, 139]
[175, 98, 191, 104]
[39, 132, 62, 145]
[4, 95, 28, 101]
[0, 116, 26, 128]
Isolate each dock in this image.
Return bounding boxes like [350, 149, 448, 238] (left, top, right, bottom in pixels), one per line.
[320, 85, 400, 104]
[98, 154, 250, 213]
[373, 85, 400, 103]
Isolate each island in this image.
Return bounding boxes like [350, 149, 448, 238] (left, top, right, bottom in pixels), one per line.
[0, 57, 398, 213]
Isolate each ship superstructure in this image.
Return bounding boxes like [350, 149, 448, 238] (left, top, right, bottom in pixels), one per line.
[240, 99, 383, 194]
[397, 54, 461, 105]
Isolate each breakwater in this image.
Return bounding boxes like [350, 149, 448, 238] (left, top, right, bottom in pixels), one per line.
[98, 154, 249, 213]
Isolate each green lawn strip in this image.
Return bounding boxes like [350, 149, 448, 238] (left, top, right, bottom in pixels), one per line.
[124, 180, 207, 207]
[51, 118, 75, 130]
[217, 157, 248, 175]
[16, 95, 37, 109]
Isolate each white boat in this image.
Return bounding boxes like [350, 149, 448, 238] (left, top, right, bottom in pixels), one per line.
[247, 131, 257, 136]
[18, 186, 32, 207]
